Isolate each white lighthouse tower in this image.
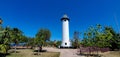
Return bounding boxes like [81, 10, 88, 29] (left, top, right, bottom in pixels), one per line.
[61, 14, 71, 48]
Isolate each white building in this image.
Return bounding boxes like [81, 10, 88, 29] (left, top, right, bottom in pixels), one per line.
[61, 14, 71, 47]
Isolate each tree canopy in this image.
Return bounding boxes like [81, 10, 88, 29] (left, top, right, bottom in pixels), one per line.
[35, 28, 51, 46]
[81, 24, 120, 50]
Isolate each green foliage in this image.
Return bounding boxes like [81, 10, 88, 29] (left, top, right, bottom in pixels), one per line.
[35, 28, 51, 46]
[46, 41, 54, 46]
[109, 33, 120, 50]
[82, 24, 114, 48]
[55, 41, 62, 47]
[0, 44, 9, 54]
[19, 35, 28, 43]
[26, 38, 35, 46]
[45, 40, 61, 47]
[0, 26, 11, 54]
[10, 28, 23, 44]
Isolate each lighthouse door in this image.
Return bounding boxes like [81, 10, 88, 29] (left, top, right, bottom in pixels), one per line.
[65, 43, 67, 45]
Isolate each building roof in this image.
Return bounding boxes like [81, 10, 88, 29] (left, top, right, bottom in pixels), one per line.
[61, 14, 70, 21]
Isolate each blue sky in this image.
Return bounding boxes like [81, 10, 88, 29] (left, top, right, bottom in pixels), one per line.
[0, 0, 120, 40]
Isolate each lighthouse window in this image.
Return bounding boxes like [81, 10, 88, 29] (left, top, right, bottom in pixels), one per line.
[65, 43, 67, 45]
[64, 19, 66, 21]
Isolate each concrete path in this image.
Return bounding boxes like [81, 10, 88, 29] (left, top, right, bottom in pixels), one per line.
[43, 47, 85, 57]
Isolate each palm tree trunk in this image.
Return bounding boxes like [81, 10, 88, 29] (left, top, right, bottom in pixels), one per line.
[15, 44, 16, 53]
[38, 47, 39, 55]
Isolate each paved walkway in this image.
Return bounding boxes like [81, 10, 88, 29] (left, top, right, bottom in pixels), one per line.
[43, 47, 85, 57]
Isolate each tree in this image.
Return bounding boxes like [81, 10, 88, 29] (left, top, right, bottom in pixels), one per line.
[10, 28, 23, 53]
[19, 35, 28, 43]
[82, 24, 113, 48]
[0, 19, 11, 55]
[0, 26, 11, 54]
[81, 24, 114, 56]
[35, 28, 51, 55]
[26, 38, 35, 47]
[55, 41, 62, 47]
[107, 26, 120, 50]
[117, 33, 120, 50]
[82, 26, 96, 47]
[35, 28, 51, 46]
[72, 31, 81, 48]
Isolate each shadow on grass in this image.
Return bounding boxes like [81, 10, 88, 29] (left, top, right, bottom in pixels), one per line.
[0, 51, 21, 57]
[33, 50, 47, 52]
[33, 50, 47, 55]
[9, 51, 20, 53]
[0, 53, 10, 57]
[77, 53, 102, 57]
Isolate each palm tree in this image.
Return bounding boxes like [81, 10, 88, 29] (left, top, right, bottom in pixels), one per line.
[10, 28, 22, 53]
[0, 26, 11, 55]
[35, 28, 51, 55]
[35, 29, 51, 45]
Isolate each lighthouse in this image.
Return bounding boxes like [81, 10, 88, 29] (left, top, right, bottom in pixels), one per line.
[61, 14, 71, 48]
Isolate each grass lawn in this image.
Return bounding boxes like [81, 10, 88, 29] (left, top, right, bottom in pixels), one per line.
[6, 49, 60, 57]
[101, 51, 120, 57]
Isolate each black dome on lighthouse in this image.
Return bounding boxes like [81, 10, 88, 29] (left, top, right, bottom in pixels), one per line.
[61, 14, 70, 21]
